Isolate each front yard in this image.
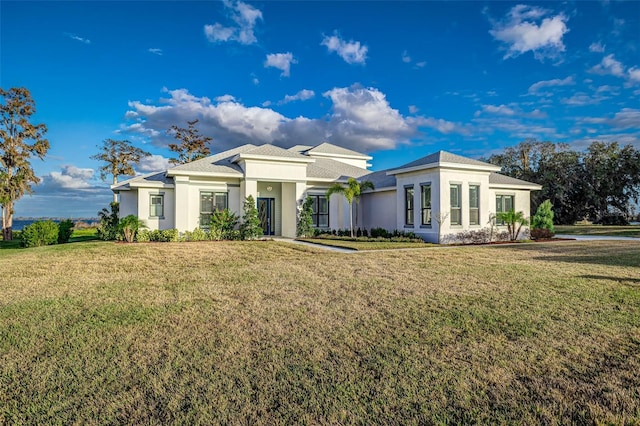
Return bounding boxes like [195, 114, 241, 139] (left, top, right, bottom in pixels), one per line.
[1, 240, 639, 424]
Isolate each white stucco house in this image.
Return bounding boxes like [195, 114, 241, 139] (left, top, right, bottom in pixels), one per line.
[112, 142, 541, 243]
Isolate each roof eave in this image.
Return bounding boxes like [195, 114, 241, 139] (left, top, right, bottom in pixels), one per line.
[489, 183, 542, 190]
[167, 170, 243, 178]
[306, 151, 373, 161]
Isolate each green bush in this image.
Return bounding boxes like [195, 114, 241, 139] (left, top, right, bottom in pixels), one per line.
[296, 196, 314, 238]
[160, 229, 179, 242]
[182, 227, 207, 242]
[97, 202, 120, 241]
[57, 219, 75, 244]
[241, 195, 263, 240]
[209, 209, 239, 241]
[21, 220, 59, 248]
[136, 228, 179, 242]
[136, 229, 151, 242]
[532, 200, 555, 233]
[118, 215, 146, 243]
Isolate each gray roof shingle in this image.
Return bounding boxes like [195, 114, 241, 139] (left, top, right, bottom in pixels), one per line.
[306, 157, 371, 180]
[305, 142, 371, 159]
[112, 171, 172, 190]
[391, 150, 496, 172]
[241, 144, 309, 159]
[168, 144, 257, 174]
[489, 173, 541, 188]
[361, 169, 396, 189]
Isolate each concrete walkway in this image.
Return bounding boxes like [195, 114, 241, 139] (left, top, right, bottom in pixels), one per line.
[272, 237, 356, 253]
[555, 234, 640, 241]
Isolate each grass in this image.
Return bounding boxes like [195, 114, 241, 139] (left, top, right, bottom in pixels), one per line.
[0, 228, 98, 250]
[1, 240, 639, 424]
[300, 237, 431, 250]
[556, 224, 640, 238]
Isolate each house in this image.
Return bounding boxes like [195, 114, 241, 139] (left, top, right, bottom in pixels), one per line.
[112, 142, 541, 243]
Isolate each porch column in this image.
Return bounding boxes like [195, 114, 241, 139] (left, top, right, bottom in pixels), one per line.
[281, 181, 306, 238]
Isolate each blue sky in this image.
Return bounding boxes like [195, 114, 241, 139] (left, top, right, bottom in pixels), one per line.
[2, 0, 639, 217]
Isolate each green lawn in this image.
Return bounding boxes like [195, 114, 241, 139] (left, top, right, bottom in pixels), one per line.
[1, 240, 639, 424]
[556, 224, 640, 238]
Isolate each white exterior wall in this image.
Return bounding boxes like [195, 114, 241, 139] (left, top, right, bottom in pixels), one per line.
[242, 160, 308, 181]
[118, 191, 138, 218]
[306, 155, 368, 169]
[282, 182, 306, 238]
[136, 187, 175, 231]
[328, 193, 351, 231]
[394, 170, 442, 242]
[360, 190, 396, 231]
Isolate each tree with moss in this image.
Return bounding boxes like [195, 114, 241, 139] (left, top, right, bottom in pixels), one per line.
[91, 139, 149, 202]
[167, 119, 213, 165]
[0, 87, 49, 241]
[326, 177, 374, 238]
[240, 195, 263, 240]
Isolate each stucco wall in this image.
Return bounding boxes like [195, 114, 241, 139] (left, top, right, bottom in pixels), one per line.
[118, 191, 138, 218]
[136, 187, 175, 231]
[359, 190, 396, 232]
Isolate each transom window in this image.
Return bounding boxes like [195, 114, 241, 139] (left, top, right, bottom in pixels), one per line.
[469, 185, 479, 226]
[405, 186, 414, 226]
[310, 195, 329, 228]
[200, 191, 228, 228]
[496, 194, 514, 225]
[421, 184, 431, 226]
[450, 184, 462, 225]
[149, 194, 164, 218]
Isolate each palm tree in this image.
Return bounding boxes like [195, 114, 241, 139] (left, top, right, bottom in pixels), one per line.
[326, 177, 374, 237]
[496, 210, 529, 241]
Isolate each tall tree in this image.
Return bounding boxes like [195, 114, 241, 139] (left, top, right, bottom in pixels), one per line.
[326, 177, 374, 237]
[91, 139, 150, 202]
[167, 119, 213, 165]
[0, 87, 49, 241]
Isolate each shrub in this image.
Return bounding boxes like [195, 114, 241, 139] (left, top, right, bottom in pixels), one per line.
[160, 229, 179, 242]
[21, 220, 59, 248]
[136, 229, 151, 242]
[182, 227, 207, 242]
[370, 227, 391, 238]
[596, 213, 629, 226]
[119, 215, 146, 243]
[296, 196, 315, 238]
[496, 210, 529, 241]
[530, 228, 554, 240]
[241, 195, 263, 240]
[532, 200, 555, 233]
[97, 202, 120, 241]
[57, 219, 75, 244]
[209, 209, 239, 241]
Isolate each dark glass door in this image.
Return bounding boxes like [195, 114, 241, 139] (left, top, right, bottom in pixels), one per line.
[257, 197, 275, 235]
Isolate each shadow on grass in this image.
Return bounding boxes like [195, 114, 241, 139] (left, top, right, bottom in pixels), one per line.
[491, 242, 640, 268]
[580, 275, 640, 284]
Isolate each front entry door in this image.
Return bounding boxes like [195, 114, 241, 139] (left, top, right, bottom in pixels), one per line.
[257, 197, 275, 235]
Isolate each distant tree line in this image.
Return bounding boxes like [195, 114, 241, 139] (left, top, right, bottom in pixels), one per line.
[486, 140, 640, 225]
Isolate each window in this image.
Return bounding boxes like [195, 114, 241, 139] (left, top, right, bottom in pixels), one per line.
[149, 194, 164, 218]
[450, 184, 462, 225]
[200, 191, 228, 228]
[469, 185, 479, 226]
[495, 194, 514, 225]
[310, 195, 329, 228]
[421, 184, 431, 226]
[405, 186, 414, 226]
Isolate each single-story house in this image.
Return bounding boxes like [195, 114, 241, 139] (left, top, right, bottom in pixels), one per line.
[112, 142, 541, 243]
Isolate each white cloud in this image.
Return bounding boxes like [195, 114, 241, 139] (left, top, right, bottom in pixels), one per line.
[628, 67, 640, 84]
[408, 116, 468, 135]
[215, 94, 236, 102]
[204, 0, 263, 45]
[280, 89, 315, 104]
[402, 50, 411, 63]
[477, 104, 516, 116]
[561, 92, 606, 106]
[590, 54, 625, 77]
[408, 105, 419, 114]
[252, 76, 259, 85]
[264, 52, 296, 77]
[122, 85, 425, 153]
[321, 32, 368, 65]
[415, 61, 426, 68]
[528, 76, 575, 94]
[43, 165, 95, 190]
[489, 4, 569, 61]
[589, 41, 605, 53]
[137, 155, 171, 172]
[148, 48, 163, 56]
[65, 33, 91, 44]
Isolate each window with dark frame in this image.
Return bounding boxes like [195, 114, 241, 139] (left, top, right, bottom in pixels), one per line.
[200, 191, 228, 228]
[495, 194, 514, 225]
[310, 195, 329, 228]
[450, 184, 462, 225]
[469, 185, 479, 226]
[421, 184, 431, 226]
[149, 194, 164, 218]
[405, 186, 414, 226]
